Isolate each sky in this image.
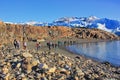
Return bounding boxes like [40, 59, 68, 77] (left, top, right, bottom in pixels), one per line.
[0, 0, 120, 23]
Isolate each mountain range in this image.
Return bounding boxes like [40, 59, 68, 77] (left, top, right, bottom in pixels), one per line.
[4, 16, 120, 36]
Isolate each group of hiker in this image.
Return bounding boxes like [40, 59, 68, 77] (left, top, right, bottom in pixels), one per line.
[13, 39, 27, 50]
[46, 40, 76, 50]
[13, 39, 20, 49]
[13, 39, 76, 51]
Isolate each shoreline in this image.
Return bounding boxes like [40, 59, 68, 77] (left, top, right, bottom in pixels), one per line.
[36, 38, 120, 67]
[8, 38, 120, 67]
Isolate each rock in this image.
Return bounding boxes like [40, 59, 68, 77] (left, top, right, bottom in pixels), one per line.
[22, 52, 33, 58]
[22, 77, 27, 80]
[26, 63, 33, 73]
[2, 65, 9, 74]
[76, 68, 84, 77]
[39, 63, 48, 69]
[16, 63, 21, 68]
[59, 68, 70, 75]
[74, 76, 79, 80]
[41, 57, 45, 63]
[48, 67, 56, 73]
[31, 59, 39, 66]
[58, 76, 65, 80]
[4, 73, 10, 80]
[13, 57, 18, 62]
[41, 77, 48, 80]
[49, 52, 55, 55]
[20, 73, 28, 80]
[64, 64, 71, 70]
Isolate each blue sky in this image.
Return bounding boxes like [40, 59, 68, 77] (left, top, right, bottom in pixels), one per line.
[0, 0, 120, 23]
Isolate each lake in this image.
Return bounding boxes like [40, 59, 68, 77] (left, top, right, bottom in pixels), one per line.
[66, 40, 120, 66]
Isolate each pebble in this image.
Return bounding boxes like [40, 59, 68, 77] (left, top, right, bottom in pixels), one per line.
[0, 47, 119, 80]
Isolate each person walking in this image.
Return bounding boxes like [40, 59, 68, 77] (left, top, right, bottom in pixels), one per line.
[13, 39, 17, 49]
[36, 42, 41, 51]
[16, 40, 20, 49]
[23, 41, 27, 50]
[47, 41, 51, 50]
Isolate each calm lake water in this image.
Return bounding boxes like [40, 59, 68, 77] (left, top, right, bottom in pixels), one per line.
[67, 41, 120, 66]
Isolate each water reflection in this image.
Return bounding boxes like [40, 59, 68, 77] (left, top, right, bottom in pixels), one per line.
[67, 41, 120, 66]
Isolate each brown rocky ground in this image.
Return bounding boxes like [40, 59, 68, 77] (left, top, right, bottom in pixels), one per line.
[0, 43, 119, 80]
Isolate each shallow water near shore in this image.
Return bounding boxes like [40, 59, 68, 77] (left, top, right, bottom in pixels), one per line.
[67, 40, 120, 66]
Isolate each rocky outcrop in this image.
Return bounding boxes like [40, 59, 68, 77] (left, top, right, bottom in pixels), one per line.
[73, 28, 119, 40]
[0, 22, 119, 46]
[0, 22, 74, 45]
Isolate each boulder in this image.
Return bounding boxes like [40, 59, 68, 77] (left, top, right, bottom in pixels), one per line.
[16, 63, 21, 68]
[31, 59, 39, 66]
[22, 52, 33, 58]
[48, 67, 56, 73]
[39, 63, 48, 69]
[26, 63, 33, 73]
[2, 66, 9, 74]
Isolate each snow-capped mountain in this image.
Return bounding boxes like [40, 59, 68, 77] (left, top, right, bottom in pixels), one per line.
[51, 16, 120, 36]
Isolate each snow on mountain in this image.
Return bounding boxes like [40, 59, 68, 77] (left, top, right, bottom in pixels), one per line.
[52, 16, 120, 36]
[97, 23, 112, 32]
[5, 22, 18, 24]
[26, 21, 38, 25]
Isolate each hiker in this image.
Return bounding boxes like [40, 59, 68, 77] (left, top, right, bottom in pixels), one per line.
[52, 43, 55, 48]
[47, 41, 51, 50]
[36, 42, 41, 51]
[64, 41, 67, 46]
[13, 39, 17, 49]
[58, 41, 62, 47]
[23, 41, 27, 50]
[16, 40, 20, 49]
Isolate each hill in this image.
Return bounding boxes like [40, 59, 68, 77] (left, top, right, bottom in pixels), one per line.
[0, 21, 119, 45]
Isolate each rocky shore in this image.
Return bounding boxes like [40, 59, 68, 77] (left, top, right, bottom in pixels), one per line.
[0, 44, 120, 80]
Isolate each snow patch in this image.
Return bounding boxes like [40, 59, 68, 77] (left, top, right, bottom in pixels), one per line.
[97, 23, 112, 32]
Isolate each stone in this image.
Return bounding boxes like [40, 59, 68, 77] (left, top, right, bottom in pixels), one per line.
[2, 66, 9, 74]
[49, 52, 55, 55]
[22, 77, 27, 80]
[59, 68, 70, 75]
[16, 63, 21, 68]
[48, 67, 56, 73]
[4, 73, 10, 80]
[26, 63, 33, 73]
[39, 63, 48, 69]
[74, 76, 79, 80]
[76, 68, 84, 77]
[31, 59, 39, 66]
[22, 52, 33, 58]
[13, 58, 18, 62]
[41, 57, 45, 62]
